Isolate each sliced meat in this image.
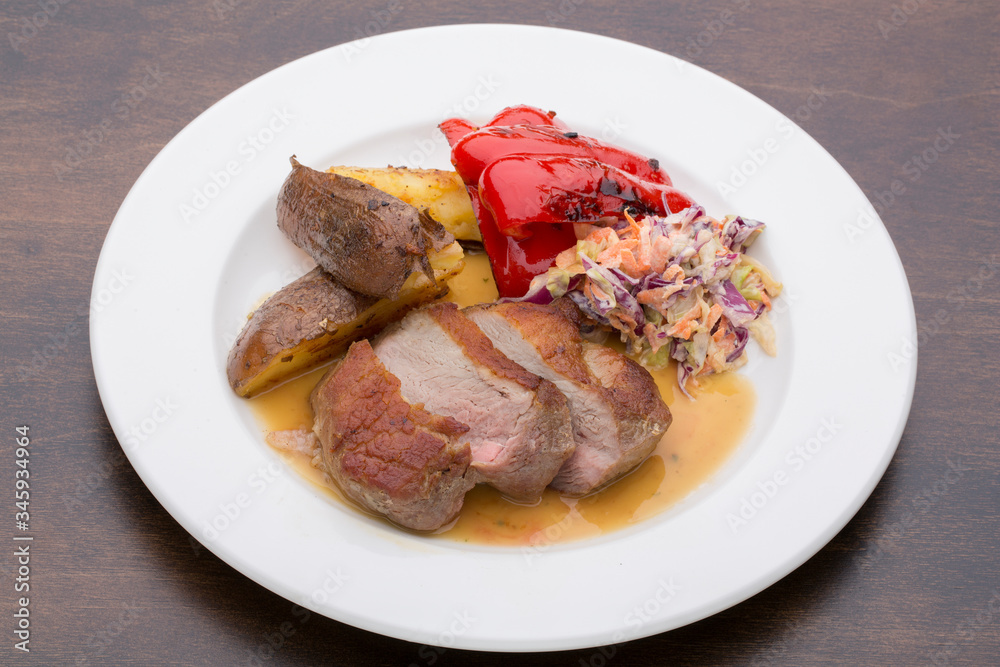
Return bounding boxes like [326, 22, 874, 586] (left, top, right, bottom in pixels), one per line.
[372, 302, 575, 502]
[464, 301, 613, 491]
[555, 342, 672, 494]
[310, 340, 474, 531]
[466, 301, 671, 496]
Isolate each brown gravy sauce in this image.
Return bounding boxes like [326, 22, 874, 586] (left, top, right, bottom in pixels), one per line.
[248, 253, 756, 546]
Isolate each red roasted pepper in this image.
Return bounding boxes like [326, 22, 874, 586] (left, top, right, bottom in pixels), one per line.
[452, 124, 672, 187]
[480, 156, 695, 239]
[439, 117, 478, 147]
[483, 104, 567, 129]
[466, 186, 577, 298]
[444, 105, 692, 298]
[439, 105, 566, 148]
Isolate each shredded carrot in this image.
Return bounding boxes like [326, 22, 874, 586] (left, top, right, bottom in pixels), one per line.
[662, 264, 684, 282]
[643, 323, 668, 353]
[623, 210, 643, 238]
[636, 284, 683, 310]
[712, 325, 727, 343]
[665, 303, 703, 339]
[584, 226, 618, 246]
[635, 225, 652, 274]
[704, 304, 723, 333]
[649, 236, 674, 274]
[712, 332, 738, 367]
[555, 246, 578, 269]
[583, 279, 609, 305]
[618, 238, 639, 253]
[596, 247, 623, 269]
[540, 207, 776, 392]
[619, 243, 651, 277]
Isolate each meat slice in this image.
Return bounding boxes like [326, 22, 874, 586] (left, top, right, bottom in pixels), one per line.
[372, 302, 575, 502]
[559, 342, 672, 494]
[465, 301, 671, 496]
[310, 339, 474, 531]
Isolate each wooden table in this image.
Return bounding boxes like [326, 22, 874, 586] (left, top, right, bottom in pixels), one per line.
[3, 1, 997, 664]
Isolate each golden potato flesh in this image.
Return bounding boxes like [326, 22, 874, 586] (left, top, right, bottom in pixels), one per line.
[326, 166, 481, 243]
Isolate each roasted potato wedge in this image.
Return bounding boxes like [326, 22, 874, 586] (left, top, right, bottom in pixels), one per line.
[326, 166, 481, 243]
[226, 242, 465, 398]
[278, 159, 450, 300]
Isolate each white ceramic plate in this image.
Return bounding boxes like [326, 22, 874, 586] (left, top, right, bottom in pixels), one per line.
[91, 24, 916, 651]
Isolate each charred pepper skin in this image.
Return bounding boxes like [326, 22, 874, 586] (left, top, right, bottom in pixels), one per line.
[439, 105, 566, 148]
[443, 106, 692, 298]
[451, 124, 673, 188]
[479, 155, 695, 239]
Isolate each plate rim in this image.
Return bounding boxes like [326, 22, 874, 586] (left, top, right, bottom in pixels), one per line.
[90, 23, 917, 652]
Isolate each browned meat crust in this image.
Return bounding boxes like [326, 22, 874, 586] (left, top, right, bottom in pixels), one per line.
[467, 301, 593, 385]
[585, 343, 673, 429]
[425, 301, 544, 391]
[466, 301, 672, 496]
[372, 303, 575, 502]
[311, 340, 474, 531]
[556, 342, 672, 494]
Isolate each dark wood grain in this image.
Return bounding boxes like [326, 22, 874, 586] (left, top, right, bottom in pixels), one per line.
[2, 1, 998, 664]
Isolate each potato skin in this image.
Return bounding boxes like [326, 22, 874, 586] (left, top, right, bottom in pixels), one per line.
[226, 244, 465, 398]
[326, 166, 481, 243]
[276, 159, 440, 300]
[226, 268, 373, 397]
[229, 161, 473, 398]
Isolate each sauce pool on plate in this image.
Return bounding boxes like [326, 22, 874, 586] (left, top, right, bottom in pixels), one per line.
[248, 252, 756, 546]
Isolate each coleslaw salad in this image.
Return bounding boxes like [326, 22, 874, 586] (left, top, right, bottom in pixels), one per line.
[515, 206, 782, 397]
